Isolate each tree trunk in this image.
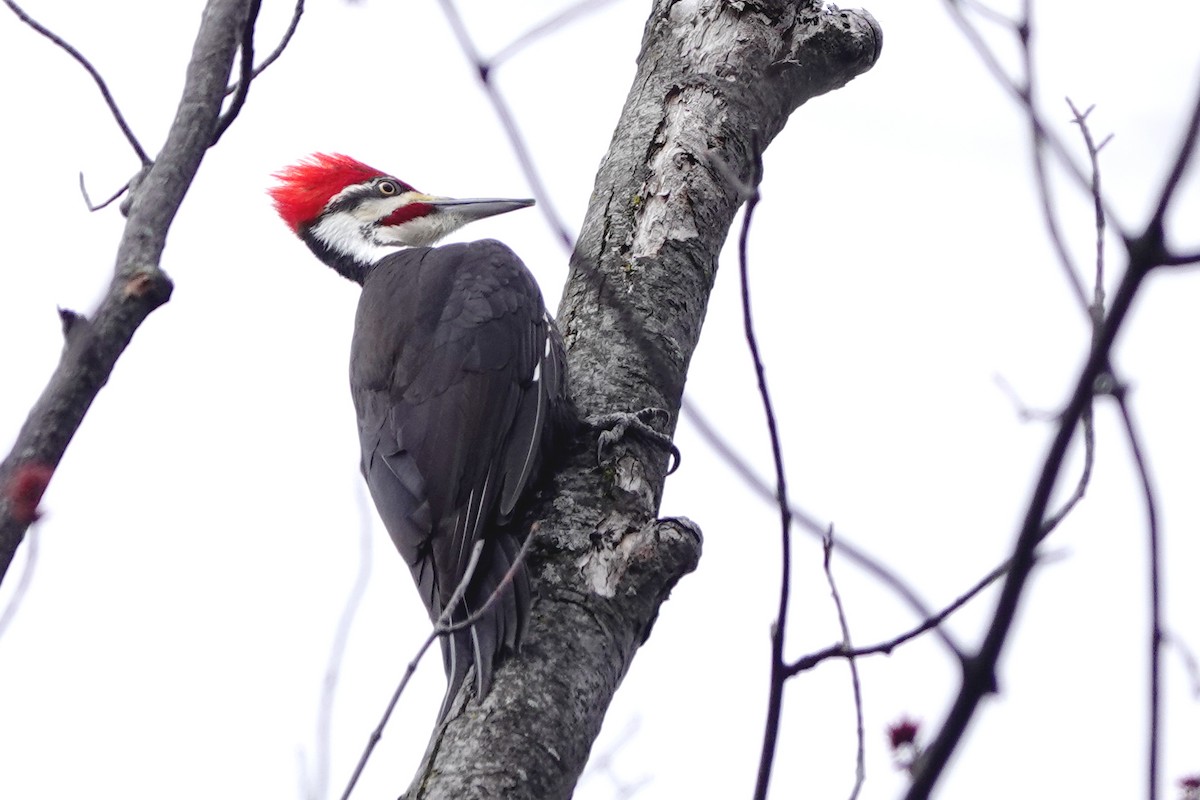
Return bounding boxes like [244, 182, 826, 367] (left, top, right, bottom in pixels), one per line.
[406, 1, 880, 798]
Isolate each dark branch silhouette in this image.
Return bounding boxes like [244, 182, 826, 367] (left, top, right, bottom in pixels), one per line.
[728, 149, 798, 800]
[681, 399, 969, 657]
[0, 0, 283, 581]
[904, 10, 1200, 794]
[225, 0, 304, 94]
[2, 0, 150, 164]
[786, 558, 1011, 677]
[941, 0, 1125, 234]
[1025, 39, 1089, 311]
[1144, 73, 1200, 236]
[211, 0, 262, 144]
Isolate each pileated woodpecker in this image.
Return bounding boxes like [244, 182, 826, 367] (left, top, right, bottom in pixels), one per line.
[269, 153, 568, 720]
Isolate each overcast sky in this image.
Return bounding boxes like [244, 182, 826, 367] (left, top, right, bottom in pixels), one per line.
[1, 1, 1198, 798]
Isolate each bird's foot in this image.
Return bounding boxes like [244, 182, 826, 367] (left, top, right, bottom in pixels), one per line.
[586, 408, 681, 475]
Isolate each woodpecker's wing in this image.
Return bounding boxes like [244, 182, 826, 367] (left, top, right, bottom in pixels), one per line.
[350, 239, 564, 719]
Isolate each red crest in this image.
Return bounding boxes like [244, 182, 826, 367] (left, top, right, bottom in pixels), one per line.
[269, 153, 395, 231]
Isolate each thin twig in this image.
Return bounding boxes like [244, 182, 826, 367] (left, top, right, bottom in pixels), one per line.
[904, 25, 1155, 787]
[787, 558, 1010, 677]
[436, 0, 575, 251]
[940, 0, 1128, 242]
[304, 481, 373, 800]
[991, 374, 1062, 423]
[78, 173, 132, 212]
[490, 0, 623, 68]
[578, 717, 652, 800]
[0, 525, 38, 641]
[733, 146, 794, 800]
[1066, 98, 1110, 311]
[1038, 96, 1113, 537]
[822, 529, 865, 800]
[2, 0, 150, 164]
[992, 374, 1097, 539]
[958, 0, 1017, 27]
[338, 539, 486, 800]
[225, 0, 303, 94]
[682, 397, 966, 657]
[905, 236, 1148, 800]
[1115, 393, 1162, 800]
[211, 0, 261, 144]
[338, 529, 536, 800]
[1163, 630, 1200, 699]
[1021, 8, 1089, 312]
[1144, 74, 1200, 240]
[0, 0, 254, 582]
[1028, 94, 1115, 540]
[1036, 393, 1095, 538]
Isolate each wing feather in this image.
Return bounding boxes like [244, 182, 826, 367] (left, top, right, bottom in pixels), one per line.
[349, 240, 566, 720]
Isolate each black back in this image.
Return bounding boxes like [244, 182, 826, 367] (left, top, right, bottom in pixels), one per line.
[350, 239, 567, 719]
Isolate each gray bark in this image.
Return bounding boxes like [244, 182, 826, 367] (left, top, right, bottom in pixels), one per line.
[408, 1, 881, 798]
[0, 0, 253, 577]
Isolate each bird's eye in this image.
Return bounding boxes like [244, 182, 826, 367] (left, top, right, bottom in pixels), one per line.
[378, 181, 398, 196]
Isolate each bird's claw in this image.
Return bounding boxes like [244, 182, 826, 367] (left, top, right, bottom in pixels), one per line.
[587, 408, 681, 475]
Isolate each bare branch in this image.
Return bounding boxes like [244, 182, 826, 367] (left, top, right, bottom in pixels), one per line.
[211, 0, 262, 144]
[78, 172, 132, 212]
[730, 152, 799, 800]
[821, 530, 866, 800]
[0, 525, 38, 640]
[0, 0, 255, 582]
[958, 0, 1018, 26]
[1164, 630, 1200, 699]
[2, 0, 150, 164]
[303, 482, 373, 800]
[579, 717, 652, 800]
[340, 530, 535, 800]
[941, 0, 1128, 243]
[1066, 98, 1111, 311]
[1115, 392, 1163, 800]
[436, 0, 575, 251]
[904, 285, 1138, 798]
[787, 558, 1010, 677]
[490, 0, 622, 68]
[682, 398, 966, 656]
[1144, 75, 1200, 243]
[225, 0, 304, 95]
[1161, 249, 1200, 266]
[991, 374, 1061, 423]
[1011, 1, 1090, 312]
[906, 16, 1173, 792]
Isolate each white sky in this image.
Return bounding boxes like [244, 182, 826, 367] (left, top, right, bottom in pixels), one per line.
[1, 1, 1198, 798]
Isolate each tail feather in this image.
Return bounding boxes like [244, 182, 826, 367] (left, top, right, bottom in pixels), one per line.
[495, 532, 532, 646]
[434, 533, 529, 722]
[437, 626, 475, 722]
